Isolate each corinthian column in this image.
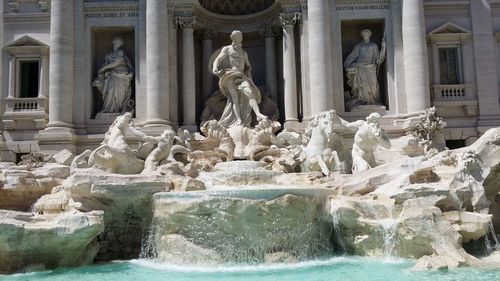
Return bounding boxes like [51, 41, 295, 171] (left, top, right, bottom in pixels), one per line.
[46, 0, 74, 129]
[280, 13, 301, 125]
[260, 27, 278, 103]
[308, 0, 333, 113]
[146, 0, 170, 128]
[402, 0, 430, 113]
[177, 16, 197, 131]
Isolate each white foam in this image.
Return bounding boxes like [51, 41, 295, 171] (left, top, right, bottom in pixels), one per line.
[128, 256, 410, 273]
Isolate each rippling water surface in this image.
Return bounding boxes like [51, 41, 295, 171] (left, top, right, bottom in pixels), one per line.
[1, 257, 499, 281]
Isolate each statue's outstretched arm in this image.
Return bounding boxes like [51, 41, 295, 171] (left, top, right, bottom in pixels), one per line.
[128, 125, 147, 139]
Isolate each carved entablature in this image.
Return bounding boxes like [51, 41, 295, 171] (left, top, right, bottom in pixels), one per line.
[4, 0, 50, 24]
[424, 1, 469, 17]
[83, 2, 139, 19]
[192, 1, 281, 33]
[335, 0, 390, 11]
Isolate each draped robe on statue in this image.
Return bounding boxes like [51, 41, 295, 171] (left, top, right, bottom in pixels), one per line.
[211, 47, 261, 128]
[344, 42, 382, 106]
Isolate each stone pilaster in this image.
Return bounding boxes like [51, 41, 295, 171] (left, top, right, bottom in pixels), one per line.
[260, 27, 278, 103]
[307, 0, 333, 113]
[280, 13, 301, 126]
[177, 16, 197, 131]
[402, 0, 430, 114]
[471, 0, 500, 133]
[145, 0, 171, 129]
[201, 28, 216, 104]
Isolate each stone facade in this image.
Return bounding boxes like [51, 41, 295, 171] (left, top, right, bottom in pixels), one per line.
[1, 0, 500, 158]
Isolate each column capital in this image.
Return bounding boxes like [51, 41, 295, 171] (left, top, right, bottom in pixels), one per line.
[279, 12, 301, 27]
[176, 16, 196, 30]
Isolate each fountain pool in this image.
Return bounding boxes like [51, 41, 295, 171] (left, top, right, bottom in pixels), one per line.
[2, 257, 500, 281]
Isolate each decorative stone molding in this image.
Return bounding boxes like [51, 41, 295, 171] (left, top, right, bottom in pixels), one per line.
[3, 13, 50, 24]
[176, 16, 197, 30]
[279, 12, 301, 27]
[336, 0, 390, 10]
[424, 2, 469, 17]
[83, 2, 139, 19]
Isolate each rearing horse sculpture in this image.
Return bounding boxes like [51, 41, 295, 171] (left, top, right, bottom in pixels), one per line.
[301, 110, 350, 176]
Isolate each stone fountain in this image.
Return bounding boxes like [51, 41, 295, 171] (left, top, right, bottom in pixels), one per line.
[2, 30, 500, 274]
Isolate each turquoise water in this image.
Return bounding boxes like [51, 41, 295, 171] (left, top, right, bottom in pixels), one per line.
[2, 257, 500, 281]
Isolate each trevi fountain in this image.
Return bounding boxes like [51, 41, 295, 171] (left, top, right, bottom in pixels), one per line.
[2, 13, 500, 281]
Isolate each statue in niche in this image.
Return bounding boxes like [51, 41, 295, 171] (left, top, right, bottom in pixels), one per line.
[92, 37, 135, 114]
[344, 29, 386, 110]
[210, 30, 267, 128]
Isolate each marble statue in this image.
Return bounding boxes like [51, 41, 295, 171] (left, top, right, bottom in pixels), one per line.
[88, 113, 146, 174]
[344, 29, 386, 108]
[142, 130, 175, 174]
[302, 110, 351, 176]
[92, 37, 135, 114]
[348, 112, 391, 174]
[211, 30, 267, 128]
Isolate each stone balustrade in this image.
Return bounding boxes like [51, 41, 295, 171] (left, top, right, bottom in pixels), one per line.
[2, 97, 48, 130]
[4, 97, 47, 113]
[432, 84, 474, 101]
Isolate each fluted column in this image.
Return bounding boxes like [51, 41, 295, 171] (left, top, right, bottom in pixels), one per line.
[308, 0, 333, 113]
[46, 0, 74, 129]
[260, 27, 278, 102]
[281, 13, 300, 124]
[201, 29, 215, 104]
[402, 0, 430, 113]
[177, 16, 197, 131]
[146, 0, 170, 128]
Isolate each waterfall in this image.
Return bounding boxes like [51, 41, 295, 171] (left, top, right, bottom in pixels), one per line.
[330, 208, 347, 254]
[485, 219, 500, 254]
[379, 218, 397, 257]
[140, 221, 160, 259]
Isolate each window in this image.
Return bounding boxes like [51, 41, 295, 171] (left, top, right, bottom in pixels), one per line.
[19, 60, 39, 98]
[446, 139, 466, 149]
[439, 48, 460, 85]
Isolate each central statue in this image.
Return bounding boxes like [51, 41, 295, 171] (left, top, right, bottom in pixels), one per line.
[211, 30, 267, 128]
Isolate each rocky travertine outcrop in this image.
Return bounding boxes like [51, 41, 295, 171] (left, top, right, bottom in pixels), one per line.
[0, 209, 103, 273]
[61, 169, 175, 260]
[0, 163, 69, 211]
[328, 127, 500, 270]
[149, 188, 333, 264]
